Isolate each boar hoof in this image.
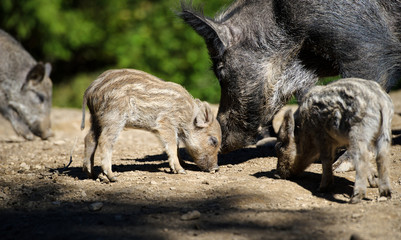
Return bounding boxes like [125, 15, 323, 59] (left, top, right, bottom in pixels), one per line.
[177, 169, 186, 174]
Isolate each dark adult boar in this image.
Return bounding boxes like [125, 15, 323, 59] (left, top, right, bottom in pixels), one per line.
[179, 0, 401, 153]
[0, 29, 53, 140]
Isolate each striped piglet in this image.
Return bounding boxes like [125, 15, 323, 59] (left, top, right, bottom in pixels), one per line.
[81, 69, 221, 182]
[275, 78, 393, 203]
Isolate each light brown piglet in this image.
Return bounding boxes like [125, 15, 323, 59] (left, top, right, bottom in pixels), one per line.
[81, 69, 221, 182]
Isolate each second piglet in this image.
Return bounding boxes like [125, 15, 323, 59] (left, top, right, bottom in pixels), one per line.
[81, 69, 222, 182]
[275, 78, 393, 203]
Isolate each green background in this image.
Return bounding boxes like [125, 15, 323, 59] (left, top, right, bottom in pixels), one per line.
[1, 0, 350, 108]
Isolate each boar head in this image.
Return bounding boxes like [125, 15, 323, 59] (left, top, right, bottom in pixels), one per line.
[1, 62, 53, 140]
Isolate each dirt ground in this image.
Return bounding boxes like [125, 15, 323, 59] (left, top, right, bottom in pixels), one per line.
[1, 91, 401, 240]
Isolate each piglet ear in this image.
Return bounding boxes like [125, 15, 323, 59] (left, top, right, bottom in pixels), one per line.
[26, 62, 46, 84]
[194, 99, 213, 128]
[44, 62, 52, 78]
[278, 109, 295, 143]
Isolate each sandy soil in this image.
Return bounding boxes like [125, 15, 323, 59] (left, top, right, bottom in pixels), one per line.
[1, 91, 401, 240]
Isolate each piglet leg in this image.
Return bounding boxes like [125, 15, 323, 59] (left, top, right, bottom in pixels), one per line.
[97, 125, 123, 182]
[157, 126, 186, 174]
[83, 129, 97, 179]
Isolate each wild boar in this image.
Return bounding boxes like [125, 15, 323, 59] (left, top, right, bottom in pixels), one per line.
[275, 78, 393, 203]
[81, 69, 222, 182]
[179, 0, 401, 153]
[0, 29, 53, 140]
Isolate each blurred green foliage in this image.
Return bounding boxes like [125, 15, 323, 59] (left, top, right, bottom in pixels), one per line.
[0, 0, 232, 107]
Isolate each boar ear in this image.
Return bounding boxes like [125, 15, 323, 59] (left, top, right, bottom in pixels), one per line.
[194, 99, 213, 128]
[278, 109, 295, 143]
[26, 62, 46, 84]
[179, 2, 233, 57]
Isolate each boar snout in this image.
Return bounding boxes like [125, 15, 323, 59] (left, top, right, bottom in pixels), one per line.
[217, 110, 259, 153]
[219, 124, 253, 154]
[30, 116, 53, 140]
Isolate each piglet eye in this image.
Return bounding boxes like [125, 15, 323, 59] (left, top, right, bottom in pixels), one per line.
[209, 136, 218, 147]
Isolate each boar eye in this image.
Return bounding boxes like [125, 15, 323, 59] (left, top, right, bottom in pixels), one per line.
[209, 136, 219, 147]
[36, 93, 45, 103]
[30, 91, 45, 103]
[213, 62, 225, 81]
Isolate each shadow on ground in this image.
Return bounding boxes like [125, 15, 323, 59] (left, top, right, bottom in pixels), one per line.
[253, 167, 354, 204]
[0, 179, 345, 240]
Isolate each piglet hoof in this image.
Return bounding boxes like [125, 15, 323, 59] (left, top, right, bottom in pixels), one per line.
[98, 173, 110, 183]
[333, 159, 354, 172]
[349, 193, 364, 204]
[208, 165, 219, 174]
[367, 176, 378, 188]
[97, 173, 117, 183]
[108, 176, 118, 182]
[379, 188, 392, 199]
[83, 169, 94, 180]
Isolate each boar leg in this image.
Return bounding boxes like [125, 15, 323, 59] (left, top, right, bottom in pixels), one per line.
[97, 124, 123, 182]
[375, 134, 392, 198]
[350, 142, 369, 204]
[318, 144, 335, 192]
[83, 129, 97, 179]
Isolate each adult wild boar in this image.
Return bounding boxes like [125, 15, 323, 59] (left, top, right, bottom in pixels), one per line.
[179, 0, 401, 153]
[0, 29, 53, 140]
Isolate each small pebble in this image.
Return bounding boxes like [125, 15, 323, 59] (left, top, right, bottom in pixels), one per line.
[0, 192, 9, 200]
[19, 162, 30, 171]
[378, 196, 388, 202]
[33, 165, 42, 170]
[53, 140, 66, 146]
[88, 202, 103, 211]
[351, 213, 362, 219]
[180, 210, 201, 221]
